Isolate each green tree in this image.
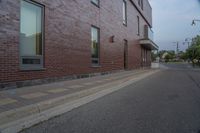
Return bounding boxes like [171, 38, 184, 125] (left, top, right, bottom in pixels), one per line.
[158, 50, 167, 58]
[186, 35, 200, 65]
[179, 52, 188, 61]
[164, 54, 173, 62]
[167, 50, 176, 59]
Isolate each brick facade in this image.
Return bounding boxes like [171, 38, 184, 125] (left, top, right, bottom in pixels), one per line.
[0, 0, 154, 89]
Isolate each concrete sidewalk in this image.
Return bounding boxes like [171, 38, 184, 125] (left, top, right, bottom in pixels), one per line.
[0, 69, 159, 133]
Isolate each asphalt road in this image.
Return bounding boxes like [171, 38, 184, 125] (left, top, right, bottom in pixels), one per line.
[21, 63, 200, 133]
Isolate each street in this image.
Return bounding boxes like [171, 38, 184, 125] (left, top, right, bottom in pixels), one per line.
[21, 63, 200, 133]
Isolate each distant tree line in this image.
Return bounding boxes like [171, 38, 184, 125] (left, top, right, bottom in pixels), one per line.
[152, 35, 200, 66]
[152, 50, 176, 62]
[151, 35, 200, 66]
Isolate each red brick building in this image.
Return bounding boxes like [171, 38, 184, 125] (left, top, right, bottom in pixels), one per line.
[0, 0, 158, 89]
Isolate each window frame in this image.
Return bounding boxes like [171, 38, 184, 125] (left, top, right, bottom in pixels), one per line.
[91, 25, 100, 66]
[138, 0, 141, 6]
[141, 0, 143, 10]
[123, 0, 127, 26]
[137, 16, 140, 36]
[91, 0, 100, 8]
[20, 0, 45, 71]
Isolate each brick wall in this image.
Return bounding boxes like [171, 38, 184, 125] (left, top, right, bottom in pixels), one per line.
[0, 0, 152, 86]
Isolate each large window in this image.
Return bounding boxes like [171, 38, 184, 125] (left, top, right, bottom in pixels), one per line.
[123, 0, 127, 26]
[91, 0, 99, 7]
[138, 0, 143, 10]
[20, 0, 44, 70]
[138, 0, 141, 6]
[141, 0, 143, 10]
[137, 16, 140, 35]
[91, 26, 100, 65]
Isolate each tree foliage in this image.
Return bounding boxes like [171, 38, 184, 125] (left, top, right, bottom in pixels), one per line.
[185, 35, 200, 65]
[164, 54, 173, 62]
[158, 50, 175, 59]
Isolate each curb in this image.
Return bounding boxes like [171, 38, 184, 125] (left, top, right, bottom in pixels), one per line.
[0, 70, 160, 133]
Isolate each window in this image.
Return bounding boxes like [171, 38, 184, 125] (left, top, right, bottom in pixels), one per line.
[141, 0, 143, 10]
[138, 0, 140, 6]
[91, 26, 100, 65]
[137, 16, 140, 35]
[20, 0, 44, 70]
[123, 0, 127, 25]
[91, 0, 99, 7]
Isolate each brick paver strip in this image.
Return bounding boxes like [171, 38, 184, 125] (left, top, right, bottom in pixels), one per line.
[20, 92, 48, 99]
[0, 70, 149, 110]
[83, 82, 94, 85]
[105, 78, 112, 81]
[0, 98, 17, 106]
[47, 88, 69, 93]
[96, 81, 104, 83]
[68, 85, 84, 89]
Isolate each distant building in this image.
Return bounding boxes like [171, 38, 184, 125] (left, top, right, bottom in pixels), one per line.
[0, 0, 158, 89]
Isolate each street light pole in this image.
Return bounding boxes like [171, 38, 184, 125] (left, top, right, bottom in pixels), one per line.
[190, 19, 200, 67]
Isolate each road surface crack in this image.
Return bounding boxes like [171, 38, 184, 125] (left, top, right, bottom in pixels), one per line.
[187, 73, 200, 89]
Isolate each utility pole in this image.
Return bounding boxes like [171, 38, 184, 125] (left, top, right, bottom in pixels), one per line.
[173, 42, 179, 55]
[172, 42, 180, 60]
[183, 42, 190, 49]
[184, 38, 192, 49]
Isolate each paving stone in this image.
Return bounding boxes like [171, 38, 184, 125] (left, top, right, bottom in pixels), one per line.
[95, 81, 104, 83]
[47, 88, 69, 93]
[105, 79, 112, 81]
[0, 98, 17, 106]
[68, 85, 84, 89]
[83, 83, 94, 86]
[20, 92, 48, 99]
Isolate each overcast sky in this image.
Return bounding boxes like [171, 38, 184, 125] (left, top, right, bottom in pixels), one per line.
[149, 0, 200, 51]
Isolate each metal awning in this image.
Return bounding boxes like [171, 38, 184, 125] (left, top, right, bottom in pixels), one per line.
[139, 39, 159, 50]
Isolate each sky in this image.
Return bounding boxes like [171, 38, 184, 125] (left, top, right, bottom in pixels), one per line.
[149, 0, 200, 51]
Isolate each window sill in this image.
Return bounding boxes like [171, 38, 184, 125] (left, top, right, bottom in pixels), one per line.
[20, 67, 46, 71]
[91, 1, 100, 8]
[91, 65, 101, 68]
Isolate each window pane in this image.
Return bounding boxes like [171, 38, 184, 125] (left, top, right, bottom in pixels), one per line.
[22, 58, 41, 64]
[138, 0, 140, 5]
[123, 2, 125, 21]
[20, 0, 43, 56]
[137, 16, 140, 35]
[92, 59, 99, 64]
[91, 27, 99, 59]
[123, 0, 127, 25]
[91, 0, 99, 6]
[141, 0, 143, 9]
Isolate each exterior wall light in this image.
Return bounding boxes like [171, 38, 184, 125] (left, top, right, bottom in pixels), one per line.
[110, 35, 115, 43]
